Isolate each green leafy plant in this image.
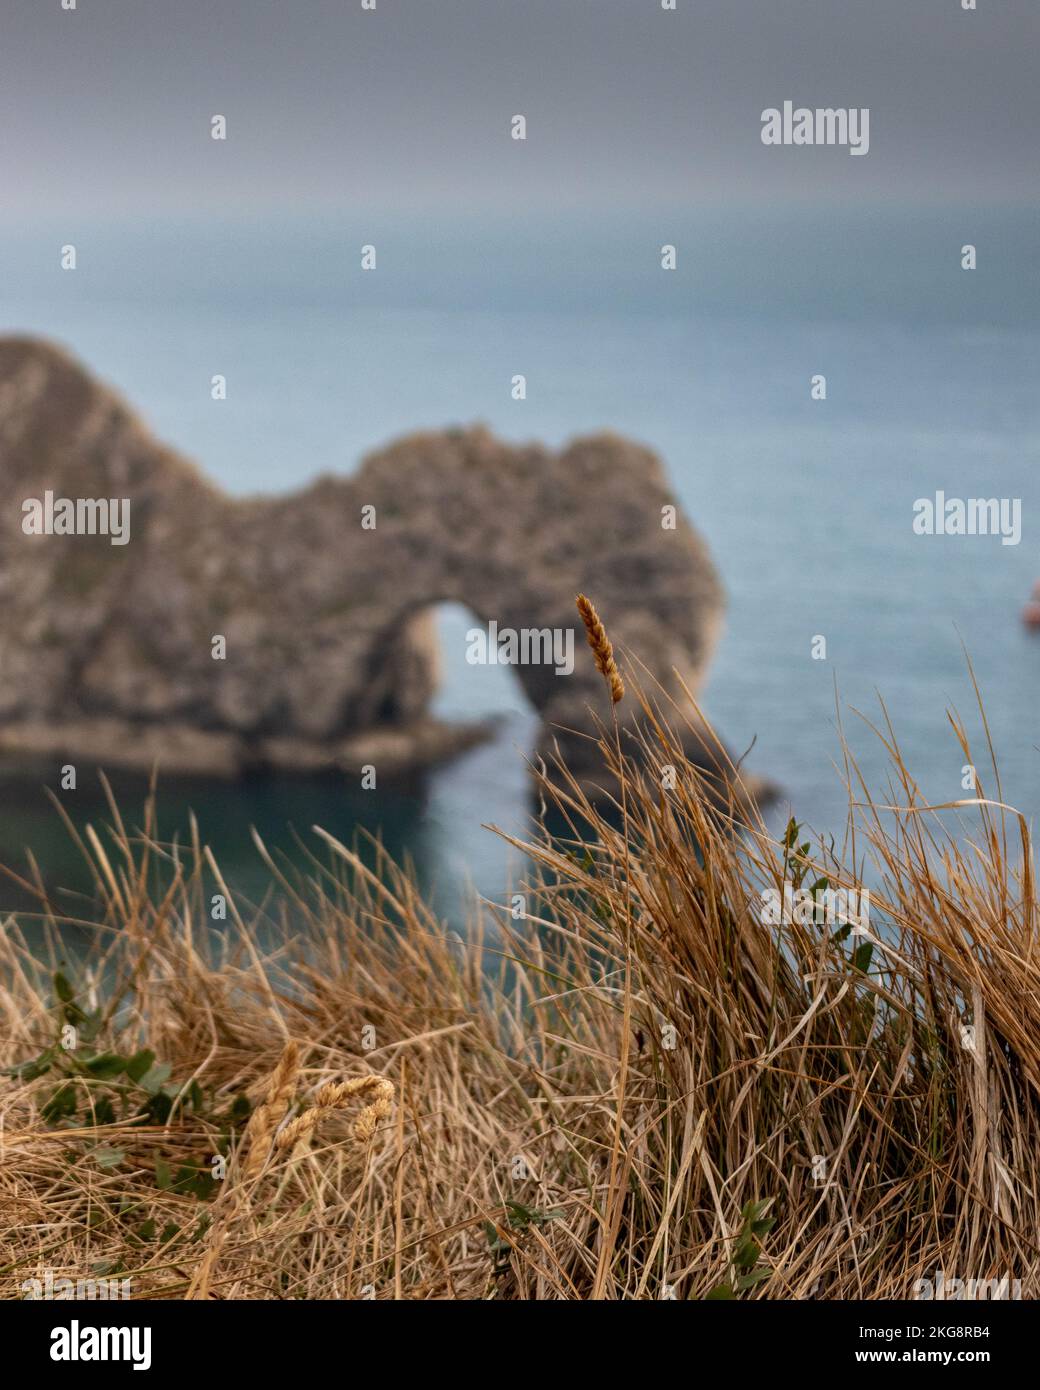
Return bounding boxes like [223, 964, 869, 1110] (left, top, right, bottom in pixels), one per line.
[705, 1199, 776, 1299]
[2, 970, 250, 1212]
[1, 972, 203, 1127]
[484, 1201, 565, 1273]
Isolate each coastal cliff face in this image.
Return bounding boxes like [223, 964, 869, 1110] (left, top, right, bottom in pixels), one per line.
[0, 336, 735, 790]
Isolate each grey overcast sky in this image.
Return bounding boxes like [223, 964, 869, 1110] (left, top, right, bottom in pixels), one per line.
[1, 0, 1037, 218]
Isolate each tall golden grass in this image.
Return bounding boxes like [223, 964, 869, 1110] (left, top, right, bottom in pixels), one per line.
[1, 637, 1038, 1298]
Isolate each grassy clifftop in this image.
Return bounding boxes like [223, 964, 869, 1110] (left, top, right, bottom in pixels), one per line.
[1, 656, 1036, 1300]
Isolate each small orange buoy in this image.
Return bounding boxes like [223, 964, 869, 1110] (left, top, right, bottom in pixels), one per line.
[1023, 599, 1040, 629]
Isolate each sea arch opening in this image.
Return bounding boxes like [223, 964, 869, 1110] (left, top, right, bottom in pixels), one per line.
[429, 601, 540, 731]
[419, 601, 543, 917]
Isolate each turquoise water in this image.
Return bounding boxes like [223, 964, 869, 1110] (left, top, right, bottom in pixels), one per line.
[1, 212, 1038, 925]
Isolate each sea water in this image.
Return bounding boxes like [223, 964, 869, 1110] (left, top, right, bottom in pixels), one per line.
[1, 210, 1037, 927]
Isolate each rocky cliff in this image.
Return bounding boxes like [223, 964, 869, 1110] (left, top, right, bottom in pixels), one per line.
[0, 336, 751, 797]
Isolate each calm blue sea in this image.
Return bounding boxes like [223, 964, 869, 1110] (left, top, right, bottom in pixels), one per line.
[2, 211, 1038, 927]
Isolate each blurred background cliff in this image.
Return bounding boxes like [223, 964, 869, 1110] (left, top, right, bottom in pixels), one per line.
[0, 0, 1037, 923]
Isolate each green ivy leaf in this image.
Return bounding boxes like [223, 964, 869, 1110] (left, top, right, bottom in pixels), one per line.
[84, 1052, 126, 1079]
[3, 1048, 56, 1081]
[91, 1096, 116, 1126]
[124, 1049, 156, 1083]
[91, 1146, 126, 1171]
[228, 1093, 251, 1124]
[145, 1092, 173, 1124]
[78, 1009, 103, 1045]
[853, 942, 874, 974]
[483, 1220, 509, 1254]
[733, 1234, 759, 1270]
[190, 1171, 218, 1201]
[741, 1199, 772, 1223]
[137, 1061, 172, 1096]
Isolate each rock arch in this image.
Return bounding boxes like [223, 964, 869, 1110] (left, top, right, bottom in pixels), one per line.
[0, 337, 743, 795]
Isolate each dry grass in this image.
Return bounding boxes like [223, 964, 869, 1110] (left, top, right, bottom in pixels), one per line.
[1, 664, 1039, 1299]
[576, 593, 625, 704]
